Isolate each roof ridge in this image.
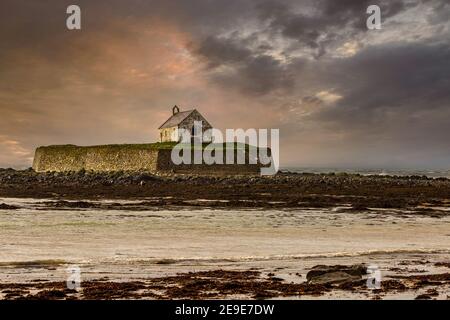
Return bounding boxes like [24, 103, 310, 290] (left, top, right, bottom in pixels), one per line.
[158, 109, 196, 129]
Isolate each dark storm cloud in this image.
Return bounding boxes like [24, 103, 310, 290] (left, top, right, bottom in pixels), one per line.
[265, 0, 450, 48]
[312, 38, 450, 139]
[193, 35, 296, 95]
[188, 0, 422, 95]
[316, 41, 450, 126]
[194, 36, 254, 68]
[427, 0, 450, 25]
[256, 0, 408, 56]
[287, 38, 450, 167]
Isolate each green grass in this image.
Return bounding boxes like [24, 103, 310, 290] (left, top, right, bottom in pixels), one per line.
[39, 143, 176, 151]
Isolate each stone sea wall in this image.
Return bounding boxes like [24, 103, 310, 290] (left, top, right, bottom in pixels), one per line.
[32, 144, 263, 174]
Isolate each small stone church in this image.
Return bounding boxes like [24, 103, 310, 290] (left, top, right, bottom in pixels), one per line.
[158, 106, 213, 143]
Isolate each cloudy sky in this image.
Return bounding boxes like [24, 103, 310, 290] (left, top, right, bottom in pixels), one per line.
[0, 0, 449, 168]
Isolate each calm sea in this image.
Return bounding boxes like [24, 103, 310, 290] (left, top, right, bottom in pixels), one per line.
[281, 167, 450, 178]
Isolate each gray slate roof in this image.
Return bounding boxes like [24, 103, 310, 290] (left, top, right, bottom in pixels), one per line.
[158, 109, 195, 129]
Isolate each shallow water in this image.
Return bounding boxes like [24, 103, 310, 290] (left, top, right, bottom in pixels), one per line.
[0, 197, 449, 284]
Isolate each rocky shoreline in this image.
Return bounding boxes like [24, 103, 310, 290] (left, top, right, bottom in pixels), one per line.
[1, 264, 449, 300]
[1, 168, 450, 211]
